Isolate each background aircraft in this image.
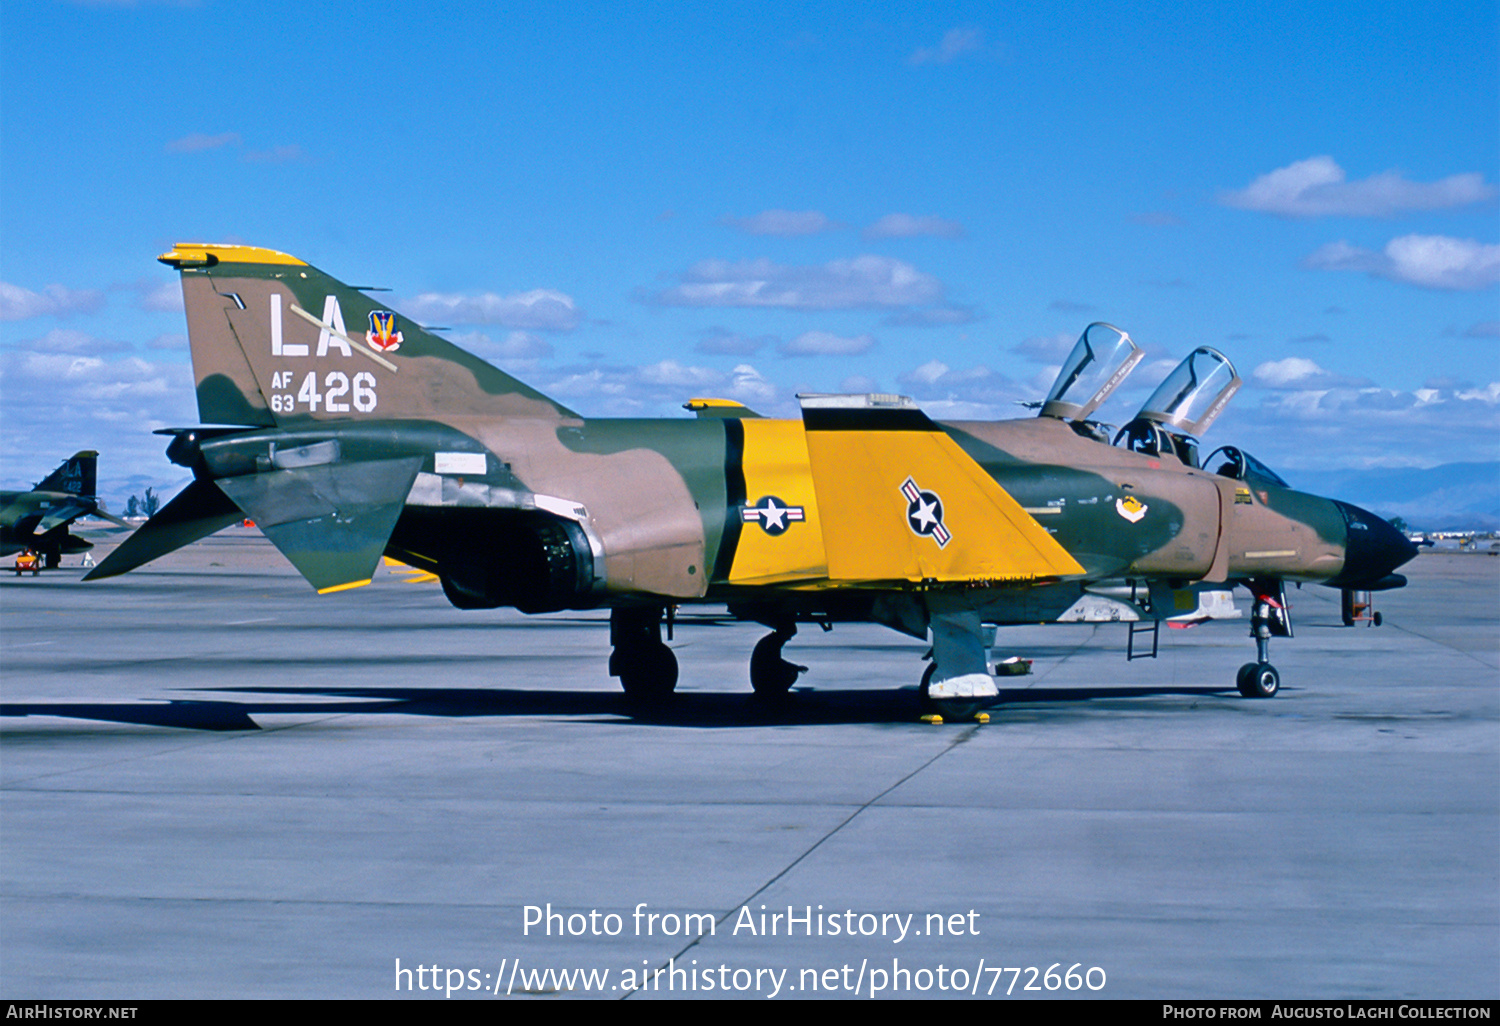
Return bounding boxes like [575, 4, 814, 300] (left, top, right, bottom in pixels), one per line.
[1, 451, 129, 568]
[88, 245, 1417, 714]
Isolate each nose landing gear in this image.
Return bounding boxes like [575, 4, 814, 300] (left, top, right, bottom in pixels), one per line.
[1237, 580, 1290, 698]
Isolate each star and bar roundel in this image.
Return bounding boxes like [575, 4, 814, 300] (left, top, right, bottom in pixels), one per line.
[901, 476, 951, 548]
[741, 496, 805, 535]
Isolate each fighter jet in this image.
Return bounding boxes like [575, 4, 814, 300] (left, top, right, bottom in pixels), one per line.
[87, 244, 1418, 712]
[2, 451, 130, 568]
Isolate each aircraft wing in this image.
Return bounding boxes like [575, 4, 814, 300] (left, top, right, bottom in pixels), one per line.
[799, 395, 1086, 586]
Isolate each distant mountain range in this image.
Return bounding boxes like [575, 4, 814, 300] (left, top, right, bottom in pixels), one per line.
[1284, 462, 1500, 533]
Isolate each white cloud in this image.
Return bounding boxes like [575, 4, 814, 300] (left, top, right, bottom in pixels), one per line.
[1250, 357, 1372, 390]
[779, 331, 875, 356]
[243, 144, 303, 164]
[727, 364, 777, 404]
[839, 374, 879, 393]
[0, 345, 198, 499]
[892, 360, 1032, 416]
[722, 210, 837, 236]
[164, 132, 241, 154]
[904, 360, 951, 386]
[401, 288, 582, 330]
[451, 330, 555, 363]
[909, 27, 983, 66]
[636, 360, 725, 387]
[863, 213, 964, 240]
[1203, 361, 1500, 474]
[1011, 331, 1075, 363]
[1221, 156, 1495, 217]
[650, 255, 944, 310]
[0, 281, 106, 321]
[139, 280, 184, 312]
[882, 305, 977, 327]
[693, 327, 774, 355]
[1303, 235, 1500, 291]
[14, 328, 132, 355]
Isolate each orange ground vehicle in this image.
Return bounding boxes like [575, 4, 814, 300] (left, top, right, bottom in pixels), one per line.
[14, 550, 40, 576]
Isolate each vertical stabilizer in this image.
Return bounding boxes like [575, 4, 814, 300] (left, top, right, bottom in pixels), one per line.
[36, 451, 97, 496]
[159, 244, 578, 427]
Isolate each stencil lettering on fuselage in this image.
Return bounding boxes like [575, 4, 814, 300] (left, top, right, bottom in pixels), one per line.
[265, 293, 379, 415]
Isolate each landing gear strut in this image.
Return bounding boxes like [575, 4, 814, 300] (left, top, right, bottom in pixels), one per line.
[610, 606, 677, 700]
[749, 621, 806, 697]
[921, 601, 999, 719]
[1237, 580, 1290, 698]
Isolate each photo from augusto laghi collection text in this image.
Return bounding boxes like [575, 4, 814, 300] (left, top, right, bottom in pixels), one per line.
[394, 902, 1107, 998]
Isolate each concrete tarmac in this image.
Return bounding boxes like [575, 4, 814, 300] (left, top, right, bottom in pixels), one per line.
[2, 534, 1496, 999]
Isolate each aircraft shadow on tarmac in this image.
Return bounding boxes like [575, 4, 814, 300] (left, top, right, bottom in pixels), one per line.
[1, 683, 1238, 732]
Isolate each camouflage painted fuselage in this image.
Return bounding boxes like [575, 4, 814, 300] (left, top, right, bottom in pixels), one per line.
[90, 246, 1415, 652]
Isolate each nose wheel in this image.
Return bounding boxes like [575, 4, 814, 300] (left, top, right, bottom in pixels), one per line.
[1236, 662, 1279, 698]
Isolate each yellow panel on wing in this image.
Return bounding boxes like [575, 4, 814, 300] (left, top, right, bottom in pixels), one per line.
[800, 396, 1084, 584]
[728, 418, 828, 584]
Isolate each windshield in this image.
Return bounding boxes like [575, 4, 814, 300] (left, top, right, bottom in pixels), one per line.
[1040, 323, 1143, 422]
[1205, 446, 1289, 488]
[1134, 346, 1241, 436]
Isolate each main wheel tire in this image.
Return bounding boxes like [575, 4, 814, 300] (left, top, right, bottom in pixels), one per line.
[749, 634, 800, 696]
[617, 643, 678, 700]
[1237, 661, 1279, 698]
[919, 662, 984, 719]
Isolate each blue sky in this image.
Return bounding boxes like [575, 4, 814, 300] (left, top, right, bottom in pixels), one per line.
[2, 0, 1496, 506]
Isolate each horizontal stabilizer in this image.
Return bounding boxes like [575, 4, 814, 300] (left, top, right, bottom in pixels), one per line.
[799, 394, 1085, 585]
[214, 457, 423, 593]
[36, 500, 93, 533]
[84, 479, 245, 580]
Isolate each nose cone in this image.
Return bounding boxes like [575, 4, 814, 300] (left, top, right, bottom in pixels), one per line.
[1330, 501, 1419, 587]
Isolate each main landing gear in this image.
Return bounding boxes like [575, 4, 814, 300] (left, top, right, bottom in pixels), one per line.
[920, 603, 999, 720]
[1237, 581, 1290, 698]
[749, 621, 807, 697]
[609, 606, 678, 700]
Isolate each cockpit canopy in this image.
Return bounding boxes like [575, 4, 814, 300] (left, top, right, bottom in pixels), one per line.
[1039, 323, 1144, 423]
[1038, 330, 1247, 468]
[1133, 346, 1241, 437]
[1113, 346, 1242, 467]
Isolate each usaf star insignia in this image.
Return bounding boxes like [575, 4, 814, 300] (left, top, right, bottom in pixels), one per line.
[742, 496, 805, 535]
[901, 476, 951, 548]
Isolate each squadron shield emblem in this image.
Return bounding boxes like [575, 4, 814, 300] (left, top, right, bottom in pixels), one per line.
[366, 310, 404, 353]
[1115, 495, 1148, 523]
